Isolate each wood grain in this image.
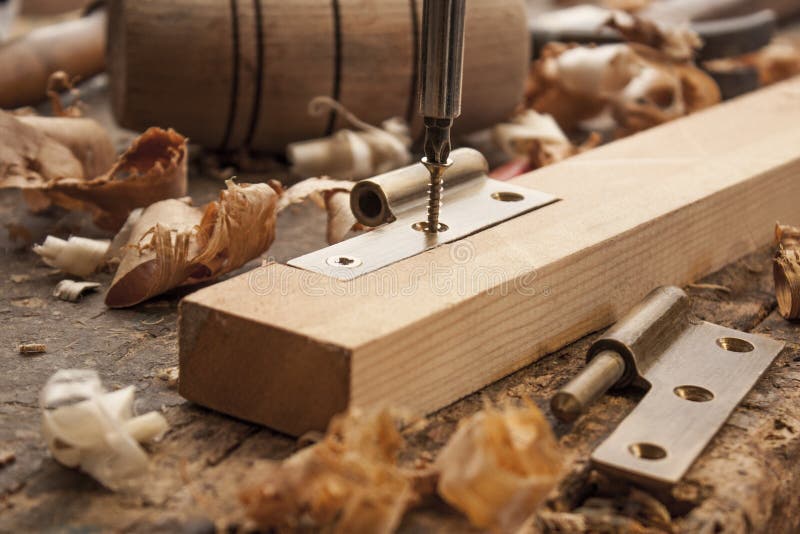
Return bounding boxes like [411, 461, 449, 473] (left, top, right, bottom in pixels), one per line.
[108, 0, 234, 148]
[107, 0, 529, 152]
[247, 0, 335, 152]
[179, 78, 800, 435]
[4, 67, 800, 529]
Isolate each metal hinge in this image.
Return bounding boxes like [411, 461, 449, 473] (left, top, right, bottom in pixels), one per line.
[288, 148, 558, 279]
[553, 286, 785, 487]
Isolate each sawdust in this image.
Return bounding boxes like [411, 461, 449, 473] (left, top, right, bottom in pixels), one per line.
[11, 297, 44, 308]
[538, 487, 673, 533]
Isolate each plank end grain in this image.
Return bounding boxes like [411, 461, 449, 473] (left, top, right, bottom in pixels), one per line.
[179, 78, 800, 434]
[178, 272, 351, 436]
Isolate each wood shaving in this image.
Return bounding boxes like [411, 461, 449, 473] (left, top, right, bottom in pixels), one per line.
[105, 180, 279, 308]
[436, 402, 562, 533]
[0, 110, 188, 231]
[535, 7, 699, 61]
[53, 279, 101, 302]
[707, 39, 800, 88]
[325, 190, 362, 244]
[240, 407, 415, 533]
[279, 177, 360, 244]
[774, 223, 800, 320]
[288, 96, 412, 180]
[33, 235, 109, 277]
[54, 173, 356, 307]
[687, 283, 731, 294]
[491, 110, 601, 177]
[536, 488, 673, 533]
[156, 366, 179, 389]
[604, 10, 701, 61]
[10, 274, 30, 283]
[0, 449, 15, 467]
[46, 71, 83, 118]
[602, 0, 651, 12]
[526, 35, 718, 138]
[18, 343, 46, 354]
[40, 369, 169, 490]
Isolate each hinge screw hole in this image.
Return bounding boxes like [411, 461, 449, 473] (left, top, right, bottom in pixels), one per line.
[491, 191, 525, 202]
[716, 337, 754, 352]
[628, 442, 667, 460]
[674, 385, 714, 402]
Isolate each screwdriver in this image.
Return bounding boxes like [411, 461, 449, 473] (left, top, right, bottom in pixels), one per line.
[418, 0, 466, 233]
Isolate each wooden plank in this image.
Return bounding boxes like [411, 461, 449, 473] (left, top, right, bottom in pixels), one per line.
[179, 77, 800, 436]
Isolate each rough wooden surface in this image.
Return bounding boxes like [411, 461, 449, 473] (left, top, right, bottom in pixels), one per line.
[2, 95, 800, 530]
[3, 178, 800, 532]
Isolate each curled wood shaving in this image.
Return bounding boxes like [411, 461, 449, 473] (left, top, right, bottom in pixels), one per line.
[33, 235, 109, 277]
[288, 96, 412, 180]
[105, 180, 278, 308]
[279, 177, 360, 244]
[103, 174, 357, 307]
[240, 408, 415, 533]
[774, 223, 800, 320]
[686, 283, 731, 294]
[604, 10, 700, 61]
[0, 110, 188, 231]
[535, 6, 699, 61]
[53, 279, 101, 302]
[40, 369, 169, 490]
[325, 190, 361, 244]
[46, 71, 83, 118]
[436, 402, 562, 532]
[526, 36, 718, 137]
[707, 39, 800, 88]
[491, 110, 601, 177]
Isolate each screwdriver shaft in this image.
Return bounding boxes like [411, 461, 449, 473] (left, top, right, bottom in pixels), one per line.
[418, 0, 466, 233]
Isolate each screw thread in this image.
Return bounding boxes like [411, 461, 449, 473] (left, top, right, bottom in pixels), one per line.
[427, 173, 443, 231]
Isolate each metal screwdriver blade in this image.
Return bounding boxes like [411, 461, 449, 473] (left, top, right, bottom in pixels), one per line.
[418, 0, 466, 233]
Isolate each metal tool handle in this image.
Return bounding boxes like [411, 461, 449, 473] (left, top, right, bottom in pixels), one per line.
[418, 0, 466, 120]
